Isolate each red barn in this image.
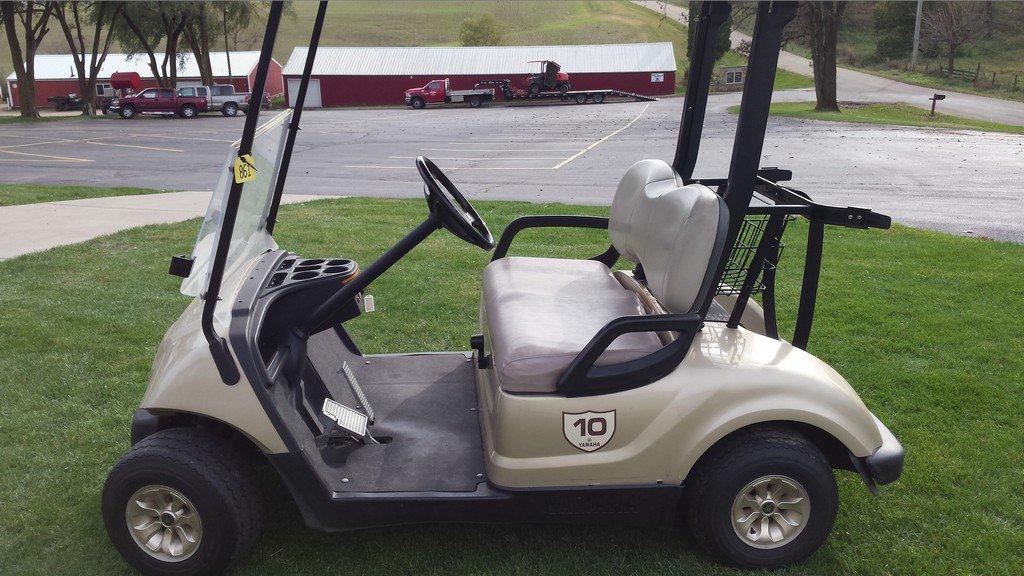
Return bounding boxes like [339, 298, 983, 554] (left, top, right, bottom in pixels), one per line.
[5, 51, 284, 109]
[281, 43, 676, 108]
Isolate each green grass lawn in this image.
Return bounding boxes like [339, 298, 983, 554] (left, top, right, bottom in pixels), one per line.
[728, 101, 1024, 135]
[0, 183, 168, 207]
[1, 195, 1022, 575]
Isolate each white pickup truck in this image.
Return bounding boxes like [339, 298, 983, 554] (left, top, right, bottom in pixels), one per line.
[177, 85, 251, 117]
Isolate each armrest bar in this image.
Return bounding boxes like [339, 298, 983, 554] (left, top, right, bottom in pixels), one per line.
[556, 313, 703, 397]
[490, 215, 617, 266]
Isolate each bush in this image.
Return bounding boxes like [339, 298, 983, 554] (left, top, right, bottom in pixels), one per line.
[459, 14, 502, 46]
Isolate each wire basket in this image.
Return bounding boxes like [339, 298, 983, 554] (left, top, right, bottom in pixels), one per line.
[716, 213, 794, 296]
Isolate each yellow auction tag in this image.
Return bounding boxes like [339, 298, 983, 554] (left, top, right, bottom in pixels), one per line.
[233, 154, 257, 184]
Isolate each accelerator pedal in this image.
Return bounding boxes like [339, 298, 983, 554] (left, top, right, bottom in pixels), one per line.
[341, 361, 375, 424]
[322, 397, 369, 437]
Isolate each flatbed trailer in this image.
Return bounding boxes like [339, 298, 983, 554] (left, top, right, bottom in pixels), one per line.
[475, 79, 659, 105]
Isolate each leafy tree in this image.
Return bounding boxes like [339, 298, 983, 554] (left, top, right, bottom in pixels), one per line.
[182, 2, 264, 86]
[685, 1, 732, 63]
[872, 1, 917, 61]
[459, 14, 502, 46]
[52, 1, 124, 116]
[112, 1, 188, 88]
[1, 1, 56, 118]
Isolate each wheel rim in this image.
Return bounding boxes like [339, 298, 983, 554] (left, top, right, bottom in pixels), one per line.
[185, 108, 194, 117]
[125, 484, 203, 562]
[731, 475, 810, 549]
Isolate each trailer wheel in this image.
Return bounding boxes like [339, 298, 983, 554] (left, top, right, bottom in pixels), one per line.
[574, 93, 588, 104]
[179, 104, 197, 118]
[410, 97, 425, 110]
[120, 106, 136, 119]
[469, 96, 482, 108]
[593, 93, 606, 104]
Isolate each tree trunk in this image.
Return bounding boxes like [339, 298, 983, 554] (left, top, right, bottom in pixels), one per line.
[807, 2, 846, 113]
[947, 44, 955, 77]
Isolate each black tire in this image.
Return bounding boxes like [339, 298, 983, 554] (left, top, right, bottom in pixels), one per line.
[410, 97, 425, 109]
[593, 93, 606, 104]
[120, 105, 136, 119]
[102, 428, 265, 576]
[557, 82, 570, 94]
[528, 82, 542, 95]
[222, 102, 238, 117]
[469, 95, 482, 108]
[683, 425, 838, 569]
[574, 93, 588, 104]
[179, 104, 197, 118]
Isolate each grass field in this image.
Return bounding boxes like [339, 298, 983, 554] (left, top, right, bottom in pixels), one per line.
[0, 183, 166, 207]
[728, 101, 1024, 135]
[0, 193, 1022, 575]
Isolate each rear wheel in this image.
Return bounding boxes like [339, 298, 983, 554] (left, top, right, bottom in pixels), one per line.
[574, 93, 588, 104]
[102, 428, 265, 576]
[593, 93, 606, 104]
[683, 426, 838, 569]
[120, 106, 136, 119]
[179, 104, 197, 118]
[528, 82, 542, 95]
[222, 102, 238, 117]
[469, 95, 482, 108]
[410, 97, 425, 109]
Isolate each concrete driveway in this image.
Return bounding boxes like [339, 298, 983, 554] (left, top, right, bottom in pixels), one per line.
[633, 0, 1024, 126]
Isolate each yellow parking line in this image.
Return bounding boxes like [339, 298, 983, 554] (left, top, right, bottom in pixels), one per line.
[86, 140, 183, 153]
[0, 148, 92, 162]
[343, 164, 551, 171]
[552, 103, 651, 169]
[0, 139, 78, 150]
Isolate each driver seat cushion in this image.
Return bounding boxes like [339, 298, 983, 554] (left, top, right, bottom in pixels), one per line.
[482, 257, 661, 394]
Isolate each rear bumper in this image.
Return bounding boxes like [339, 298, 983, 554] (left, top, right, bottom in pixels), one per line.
[864, 415, 904, 485]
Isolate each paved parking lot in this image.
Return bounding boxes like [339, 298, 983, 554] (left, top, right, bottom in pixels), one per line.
[2, 96, 1022, 241]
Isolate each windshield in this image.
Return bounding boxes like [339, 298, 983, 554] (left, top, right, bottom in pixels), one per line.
[180, 109, 293, 300]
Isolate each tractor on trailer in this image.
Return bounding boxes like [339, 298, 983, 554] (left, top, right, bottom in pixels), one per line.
[405, 77, 658, 110]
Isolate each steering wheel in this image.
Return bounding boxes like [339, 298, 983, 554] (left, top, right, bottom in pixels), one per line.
[416, 156, 494, 250]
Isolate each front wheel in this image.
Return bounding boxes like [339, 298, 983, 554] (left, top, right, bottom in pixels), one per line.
[120, 106, 136, 119]
[683, 426, 838, 569]
[410, 97, 425, 109]
[102, 428, 265, 576]
[557, 82, 570, 94]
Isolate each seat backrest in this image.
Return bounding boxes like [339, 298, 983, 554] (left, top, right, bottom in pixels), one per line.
[609, 159, 725, 314]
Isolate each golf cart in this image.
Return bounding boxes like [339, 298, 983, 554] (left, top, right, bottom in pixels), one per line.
[101, 2, 903, 575]
[526, 59, 570, 94]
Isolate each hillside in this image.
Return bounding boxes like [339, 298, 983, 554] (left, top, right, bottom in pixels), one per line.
[1, 1, 691, 95]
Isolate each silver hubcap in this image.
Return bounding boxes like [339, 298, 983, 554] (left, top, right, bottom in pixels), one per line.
[126, 485, 203, 562]
[731, 475, 810, 549]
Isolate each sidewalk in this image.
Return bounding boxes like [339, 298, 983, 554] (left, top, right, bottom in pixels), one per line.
[0, 191, 334, 261]
[633, 0, 1024, 126]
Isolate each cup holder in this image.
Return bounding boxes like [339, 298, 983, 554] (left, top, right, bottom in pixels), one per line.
[294, 265, 321, 273]
[326, 259, 353, 266]
[299, 259, 326, 266]
[291, 271, 320, 280]
[323, 266, 348, 275]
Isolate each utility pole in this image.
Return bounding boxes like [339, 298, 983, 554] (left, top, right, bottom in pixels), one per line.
[223, 5, 233, 83]
[911, 0, 923, 70]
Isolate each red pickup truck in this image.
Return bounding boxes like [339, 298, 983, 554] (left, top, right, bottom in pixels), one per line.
[107, 87, 209, 119]
[405, 78, 494, 109]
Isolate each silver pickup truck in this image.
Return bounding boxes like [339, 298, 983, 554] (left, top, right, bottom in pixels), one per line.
[177, 85, 250, 117]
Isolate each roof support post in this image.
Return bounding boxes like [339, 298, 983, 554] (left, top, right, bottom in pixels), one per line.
[698, 1, 797, 319]
[672, 1, 732, 179]
[266, 0, 329, 233]
[201, 0, 284, 384]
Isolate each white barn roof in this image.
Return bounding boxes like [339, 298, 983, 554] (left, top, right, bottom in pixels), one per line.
[6, 51, 264, 82]
[282, 43, 676, 77]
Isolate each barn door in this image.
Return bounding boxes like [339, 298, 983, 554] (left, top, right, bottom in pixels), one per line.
[287, 78, 321, 108]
